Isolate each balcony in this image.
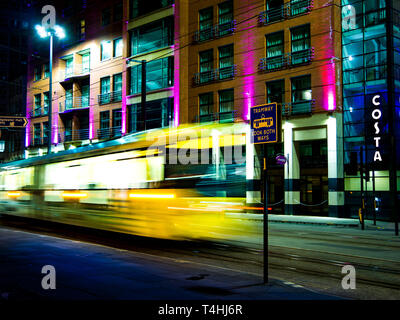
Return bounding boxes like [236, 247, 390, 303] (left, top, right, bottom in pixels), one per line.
[289, 48, 315, 66]
[61, 128, 90, 143]
[259, 55, 287, 72]
[59, 96, 90, 113]
[193, 21, 236, 43]
[258, 0, 313, 26]
[98, 91, 122, 105]
[62, 64, 90, 81]
[97, 126, 122, 140]
[193, 65, 237, 86]
[258, 48, 314, 73]
[281, 100, 315, 117]
[194, 110, 241, 123]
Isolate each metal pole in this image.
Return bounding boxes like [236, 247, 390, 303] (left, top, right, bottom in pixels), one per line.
[141, 60, 146, 131]
[263, 144, 268, 283]
[372, 169, 376, 225]
[47, 33, 53, 154]
[360, 146, 365, 230]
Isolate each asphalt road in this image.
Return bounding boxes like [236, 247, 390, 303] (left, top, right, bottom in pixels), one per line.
[0, 213, 399, 300]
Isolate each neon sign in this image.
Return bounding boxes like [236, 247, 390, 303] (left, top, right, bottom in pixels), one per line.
[372, 95, 383, 162]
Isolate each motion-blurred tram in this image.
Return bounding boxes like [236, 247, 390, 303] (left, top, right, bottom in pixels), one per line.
[0, 123, 258, 243]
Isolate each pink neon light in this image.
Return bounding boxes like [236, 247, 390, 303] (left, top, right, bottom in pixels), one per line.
[173, 2, 179, 127]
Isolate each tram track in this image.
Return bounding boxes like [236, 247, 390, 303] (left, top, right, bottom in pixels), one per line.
[1, 213, 400, 297]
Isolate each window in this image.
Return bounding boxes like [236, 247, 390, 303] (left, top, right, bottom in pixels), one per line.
[218, 44, 234, 79]
[199, 92, 214, 121]
[34, 123, 41, 145]
[292, 75, 311, 102]
[82, 53, 90, 73]
[218, 0, 233, 37]
[79, 19, 86, 40]
[100, 76, 111, 104]
[65, 58, 73, 77]
[112, 109, 122, 136]
[263, 0, 284, 23]
[113, 37, 123, 57]
[101, 40, 112, 61]
[113, 73, 122, 101]
[291, 75, 312, 114]
[43, 122, 49, 144]
[199, 49, 213, 83]
[130, 0, 174, 19]
[102, 8, 111, 26]
[219, 88, 234, 113]
[266, 31, 285, 70]
[65, 88, 73, 109]
[43, 92, 49, 114]
[34, 66, 41, 81]
[199, 7, 213, 41]
[43, 63, 49, 78]
[290, 0, 311, 16]
[81, 84, 89, 107]
[130, 57, 173, 95]
[99, 111, 110, 138]
[291, 25, 311, 65]
[266, 80, 285, 104]
[130, 17, 174, 56]
[113, 2, 123, 21]
[34, 94, 41, 116]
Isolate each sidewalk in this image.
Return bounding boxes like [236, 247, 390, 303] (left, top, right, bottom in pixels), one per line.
[0, 226, 340, 300]
[232, 212, 398, 231]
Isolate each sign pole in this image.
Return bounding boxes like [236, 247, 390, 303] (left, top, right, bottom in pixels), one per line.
[263, 144, 268, 284]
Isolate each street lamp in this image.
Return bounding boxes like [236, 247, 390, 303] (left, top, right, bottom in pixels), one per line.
[34, 24, 65, 154]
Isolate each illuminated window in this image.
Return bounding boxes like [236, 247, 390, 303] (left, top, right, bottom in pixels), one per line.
[130, 17, 174, 55]
[100, 76, 111, 104]
[113, 73, 122, 101]
[266, 80, 284, 104]
[101, 40, 112, 61]
[43, 122, 49, 145]
[199, 92, 214, 119]
[218, 0, 233, 37]
[34, 123, 41, 145]
[43, 92, 49, 114]
[266, 31, 285, 70]
[43, 63, 49, 78]
[113, 37, 123, 57]
[79, 19, 86, 40]
[219, 88, 234, 113]
[82, 53, 90, 73]
[218, 44, 234, 79]
[291, 24, 311, 65]
[199, 49, 213, 83]
[199, 7, 213, 41]
[34, 94, 41, 116]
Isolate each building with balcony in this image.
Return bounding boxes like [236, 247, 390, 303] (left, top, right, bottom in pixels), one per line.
[24, 0, 399, 219]
[177, 0, 343, 217]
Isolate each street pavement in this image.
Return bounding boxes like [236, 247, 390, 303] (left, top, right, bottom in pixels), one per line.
[0, 226, 340, 301]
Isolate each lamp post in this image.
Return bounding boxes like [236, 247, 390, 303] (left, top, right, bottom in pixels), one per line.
[35, 24, 65, 154]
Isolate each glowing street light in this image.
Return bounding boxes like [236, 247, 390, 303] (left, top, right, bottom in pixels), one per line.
[34, 24, 65, 154]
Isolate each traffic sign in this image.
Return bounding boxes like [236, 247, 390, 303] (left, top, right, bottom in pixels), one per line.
[276, 154, 287, 165]
[250, 103, 280, 144]
[0, 116, 28, 128]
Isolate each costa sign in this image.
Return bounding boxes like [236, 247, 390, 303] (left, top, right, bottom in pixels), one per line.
[371, 95, 383, 162]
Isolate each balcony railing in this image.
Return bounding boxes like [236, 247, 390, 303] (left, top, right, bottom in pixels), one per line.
[62, 64, 90, 80]
[98, 91, 122, 105]
[61, 128, 90, 143]
[258, 0, 313, 26]
[59, 96, 90, 113]
[193, 20, 236, 43]
[259, 55, 287, 72]
[194, 110, 241, 123]
[193, 65, 237, 86]
[258, 48, 314, 72]
[289, 48, 315, 66]
[97, 126, 122, 140]
[281, 100, 315, 117]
